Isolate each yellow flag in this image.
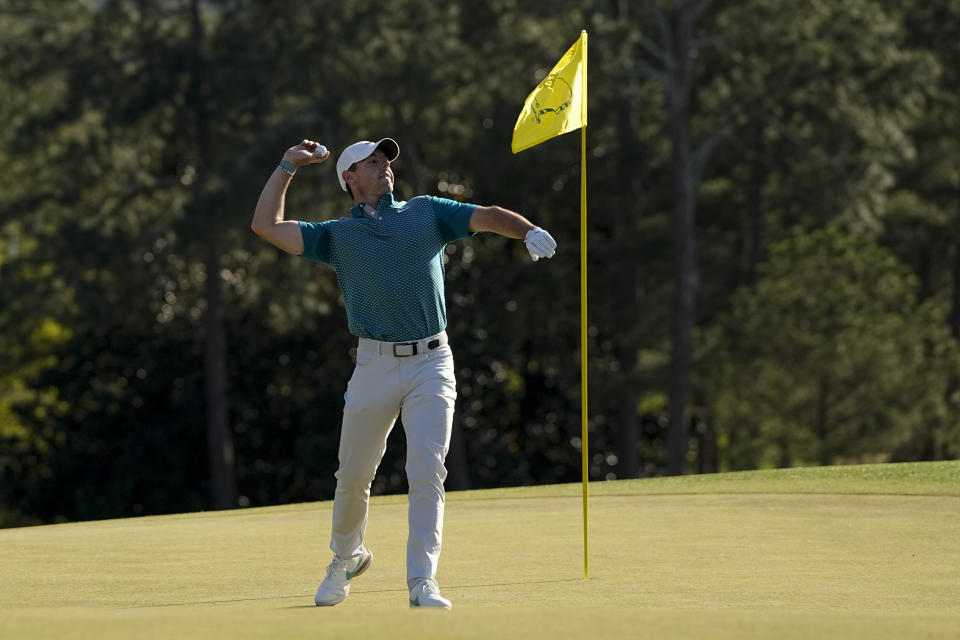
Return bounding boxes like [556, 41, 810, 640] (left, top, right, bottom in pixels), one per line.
[512, 31, 587, 153]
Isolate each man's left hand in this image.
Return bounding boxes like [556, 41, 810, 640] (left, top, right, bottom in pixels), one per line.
[524, 227, 557, 262]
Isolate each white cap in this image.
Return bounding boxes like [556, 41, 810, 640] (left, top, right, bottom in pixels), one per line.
[336, 138, 400, 192]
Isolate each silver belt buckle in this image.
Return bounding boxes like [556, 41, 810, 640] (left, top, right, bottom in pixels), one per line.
[392, 342, 418, 357]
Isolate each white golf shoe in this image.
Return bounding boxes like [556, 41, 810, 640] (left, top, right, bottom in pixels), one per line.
[409, 578, 452, 609]
[314, 548, 373, 606]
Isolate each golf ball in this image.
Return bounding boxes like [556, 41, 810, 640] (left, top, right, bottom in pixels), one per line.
[313, 145, 327, 156]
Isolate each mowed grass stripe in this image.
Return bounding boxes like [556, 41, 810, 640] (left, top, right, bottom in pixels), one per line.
[447, 460, 960, 501]
[1, 461, 958, 640]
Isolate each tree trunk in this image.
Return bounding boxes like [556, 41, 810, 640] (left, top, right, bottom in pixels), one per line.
[951, 241, 960, 340]
[614, 46, 643, 479]
[817, 375, 830, 466]
[744, 124, 767, 287]
[191, 0, 237, 509]
[392, 103, 425, 195]
[204, 247, 238, 508]
[444, 422, 471, 491]
[696, 412, 718, 473]
[665, 2, 698, 476]
[617, 389, 640, 477]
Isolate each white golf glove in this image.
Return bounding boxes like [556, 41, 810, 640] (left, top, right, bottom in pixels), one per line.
[524, 226, 557, 262]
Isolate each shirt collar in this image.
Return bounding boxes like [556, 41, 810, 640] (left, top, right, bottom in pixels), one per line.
[349, 193, 397, 218]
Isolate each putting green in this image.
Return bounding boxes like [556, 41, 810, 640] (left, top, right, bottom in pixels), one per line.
[1, 461, 958, 639]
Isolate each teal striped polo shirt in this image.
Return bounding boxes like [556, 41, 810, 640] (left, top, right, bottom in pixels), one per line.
[298, 193, 477, 342]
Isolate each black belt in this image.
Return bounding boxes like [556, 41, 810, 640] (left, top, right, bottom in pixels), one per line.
[392, 338, 441, 357]
[358, 332, 448, 358]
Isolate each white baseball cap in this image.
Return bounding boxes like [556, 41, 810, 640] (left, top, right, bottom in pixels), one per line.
[336, 138, 400, 192]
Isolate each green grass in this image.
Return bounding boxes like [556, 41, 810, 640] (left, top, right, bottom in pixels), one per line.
[2, 461, 959, 639]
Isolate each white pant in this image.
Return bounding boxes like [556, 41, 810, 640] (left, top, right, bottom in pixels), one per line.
[329, 332, 456, 588]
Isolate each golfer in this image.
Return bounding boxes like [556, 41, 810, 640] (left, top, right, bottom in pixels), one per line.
[251, 138, 556, 609]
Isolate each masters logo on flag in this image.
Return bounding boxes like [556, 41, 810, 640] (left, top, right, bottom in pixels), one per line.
[511, 31, 587, 154]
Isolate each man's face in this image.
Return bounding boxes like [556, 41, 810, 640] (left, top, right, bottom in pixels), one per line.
[346, 149, 394, 197]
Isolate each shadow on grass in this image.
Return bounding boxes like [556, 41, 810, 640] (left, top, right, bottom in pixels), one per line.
[120, 578, 586, 610]
[278, 578, 588, 609]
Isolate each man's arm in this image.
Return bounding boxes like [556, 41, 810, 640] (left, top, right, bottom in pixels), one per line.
[468, 205, 557, 261]
[468, 205, 534, 238]
[251, 140, 329, 255]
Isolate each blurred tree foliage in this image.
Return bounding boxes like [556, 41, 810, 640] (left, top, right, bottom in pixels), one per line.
[1, 0, 958, 526]
[703, 227, 957, 468]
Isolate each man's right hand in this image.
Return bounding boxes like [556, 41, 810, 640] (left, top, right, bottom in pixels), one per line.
[251, 140, 327, 256]
[284, 139, 330, 168]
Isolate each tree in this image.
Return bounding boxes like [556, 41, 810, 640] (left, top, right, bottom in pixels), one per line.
[877, 0, 960, 460]
[704, 228, 957, 468]
[698, 0, 937, 287]
[4, 0, 959, 527]
[631, 0, 723, 475]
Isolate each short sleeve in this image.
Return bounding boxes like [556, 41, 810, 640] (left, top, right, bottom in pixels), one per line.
[426, 196, 478, 243]
[298, 220, 335, 264]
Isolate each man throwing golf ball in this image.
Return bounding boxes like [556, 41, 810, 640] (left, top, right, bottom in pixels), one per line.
[251, 138, 556, 609]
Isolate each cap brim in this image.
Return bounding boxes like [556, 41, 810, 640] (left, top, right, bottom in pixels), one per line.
[375, 138, 400, 162]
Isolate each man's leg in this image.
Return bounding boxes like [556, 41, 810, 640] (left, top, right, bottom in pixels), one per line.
[400, 346, 457, 596]
[330, 350, 402, 560]
[316, 348, 401, 606]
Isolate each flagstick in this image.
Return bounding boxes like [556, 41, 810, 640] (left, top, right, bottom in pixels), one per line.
[580, 125, 589, 582]
[509, 28, 589, 579]
[579, 30, 589, 583]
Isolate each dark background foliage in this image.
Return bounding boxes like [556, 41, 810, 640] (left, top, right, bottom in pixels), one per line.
[2, 0, 958, 527]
